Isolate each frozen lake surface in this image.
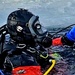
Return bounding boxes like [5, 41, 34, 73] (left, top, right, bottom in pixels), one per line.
[0, 0, 75, 28]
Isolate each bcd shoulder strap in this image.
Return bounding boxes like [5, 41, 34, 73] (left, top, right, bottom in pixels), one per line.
[0, 24, 8, 54]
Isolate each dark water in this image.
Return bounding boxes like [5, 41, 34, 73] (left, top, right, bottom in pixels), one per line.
[49, 46, 75, 75]
[48, 28, 75, 75]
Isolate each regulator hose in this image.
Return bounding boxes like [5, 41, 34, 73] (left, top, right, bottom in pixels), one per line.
[43, 59, 56, 75]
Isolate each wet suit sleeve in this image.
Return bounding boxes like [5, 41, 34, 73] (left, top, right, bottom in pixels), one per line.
[65, 26, 75, 42]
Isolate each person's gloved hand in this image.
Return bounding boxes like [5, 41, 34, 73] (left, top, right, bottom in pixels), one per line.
[61, 35, 74, 46]
[41, 33, 52, 48]
[61, 26, 75, 46]
[61, 28, 75, 46]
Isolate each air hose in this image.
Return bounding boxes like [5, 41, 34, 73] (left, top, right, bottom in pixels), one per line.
[51, 24, 75, 37]
[43, 59, 56, 75]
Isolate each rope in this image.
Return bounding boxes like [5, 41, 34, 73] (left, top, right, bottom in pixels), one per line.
[51, 24, 75, 37]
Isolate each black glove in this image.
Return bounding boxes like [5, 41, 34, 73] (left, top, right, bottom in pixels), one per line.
[41, 33, 52, 48]
[61, 35, 74, 46]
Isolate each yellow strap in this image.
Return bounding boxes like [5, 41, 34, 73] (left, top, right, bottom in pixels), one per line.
[40, 54, 48, 59]
[43, 60, 56, 75]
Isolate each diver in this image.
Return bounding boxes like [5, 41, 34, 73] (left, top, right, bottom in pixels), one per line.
[0, 8, 52, 75]
[0, 8, 75, 75]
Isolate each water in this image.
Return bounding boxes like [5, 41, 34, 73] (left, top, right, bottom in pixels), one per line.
[50, 46, 75, 75]
[49, 29, 75, 75]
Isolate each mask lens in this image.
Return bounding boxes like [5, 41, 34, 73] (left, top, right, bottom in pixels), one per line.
[36, 24, 41, 29]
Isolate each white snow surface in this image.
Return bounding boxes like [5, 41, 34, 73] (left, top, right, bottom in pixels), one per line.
[0, 0, 75, 28]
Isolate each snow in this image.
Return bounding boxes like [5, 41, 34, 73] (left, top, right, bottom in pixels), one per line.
[0, 0, 75, 28]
